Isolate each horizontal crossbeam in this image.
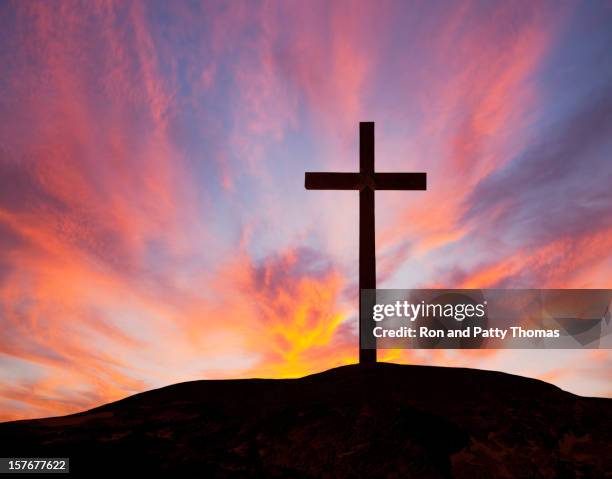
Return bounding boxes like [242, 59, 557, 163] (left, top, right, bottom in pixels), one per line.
[305, 172, 361, 190]
[305, 172, 426, 191]
[374, 173, 427, 190]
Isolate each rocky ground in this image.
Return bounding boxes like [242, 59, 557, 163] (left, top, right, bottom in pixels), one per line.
[1, 363, 610, 478]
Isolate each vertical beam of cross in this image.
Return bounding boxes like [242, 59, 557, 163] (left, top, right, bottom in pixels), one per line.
[359, 123, 376, 364]
[305, 122, 427, 364]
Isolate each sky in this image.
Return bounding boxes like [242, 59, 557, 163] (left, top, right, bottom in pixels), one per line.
[0, 0, 611, 420]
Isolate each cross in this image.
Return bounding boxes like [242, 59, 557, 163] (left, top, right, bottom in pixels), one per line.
[305, 122, 427, 364]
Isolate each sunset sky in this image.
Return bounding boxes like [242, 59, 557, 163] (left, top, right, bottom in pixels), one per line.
[1, 0, 611, 420]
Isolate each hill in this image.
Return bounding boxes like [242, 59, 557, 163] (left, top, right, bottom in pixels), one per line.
[1, 363, 610, 477]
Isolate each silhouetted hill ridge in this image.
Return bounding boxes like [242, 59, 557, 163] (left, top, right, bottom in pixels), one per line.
[1, 363, 610, 478]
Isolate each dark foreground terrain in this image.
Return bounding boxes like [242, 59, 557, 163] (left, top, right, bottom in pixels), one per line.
[1, 363, 610, 478]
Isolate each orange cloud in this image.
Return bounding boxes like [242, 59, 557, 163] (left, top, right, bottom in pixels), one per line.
[457, 227, 612, 289]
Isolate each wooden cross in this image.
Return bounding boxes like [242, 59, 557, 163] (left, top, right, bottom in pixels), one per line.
[305, 122, 427, 364]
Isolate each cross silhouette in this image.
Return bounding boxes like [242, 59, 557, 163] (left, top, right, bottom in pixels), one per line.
[305, 122, 427, 364]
